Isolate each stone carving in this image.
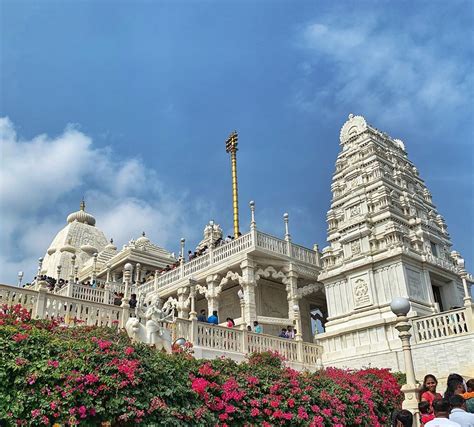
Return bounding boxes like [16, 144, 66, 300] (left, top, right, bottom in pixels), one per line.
[125, 297, 174, 352]
[353, 279, 371, 307]
[339, 114, 368, 143]
[255, 266, 290, 285]
[351, 240, 361, 255]
[350, 204, 361, 217]
[296, 283, 325, 298]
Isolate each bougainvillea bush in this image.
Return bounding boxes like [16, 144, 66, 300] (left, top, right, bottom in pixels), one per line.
[0, 304, 403, 426]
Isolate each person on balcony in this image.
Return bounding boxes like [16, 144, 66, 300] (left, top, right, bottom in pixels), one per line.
[198, 309, 207, 322]
[279, 328, 288, 338]
[226, 317, 235, 327]
[421, 374, 443, 410]
[285, 325, 295, 339]
[449, 395, 474, 425]
[208, 310, 219, 325]
[253, 321, 262, 333]
[129, 294, 137, 309]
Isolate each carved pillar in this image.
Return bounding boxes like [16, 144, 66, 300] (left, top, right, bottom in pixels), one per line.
[205, 274, 222, 315]
[241, 259, 257, 326]
[189, 280, 197, 320]
[69, 255, 76, 284]
[287, 267, 302, 341]
[120, 263, 132, 327]
[177, 287, 190, 318]
[135, 263, 141, 283]
[105, 263, 111, 283]
[154, 269, 160, 292]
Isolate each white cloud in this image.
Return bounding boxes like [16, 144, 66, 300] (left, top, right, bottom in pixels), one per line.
[0, 118, 208, 284]
[295, 13, 472, 128]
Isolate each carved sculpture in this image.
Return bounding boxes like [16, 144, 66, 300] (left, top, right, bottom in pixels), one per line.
[125, 297, 174, 352]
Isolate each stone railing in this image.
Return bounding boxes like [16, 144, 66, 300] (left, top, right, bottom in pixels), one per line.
[138, 230, 320, 294]
[0, 283, 323, 369]
[170, 318, 323, 368]
[0, 283, 131, 327]
[411, 307, 472, 344]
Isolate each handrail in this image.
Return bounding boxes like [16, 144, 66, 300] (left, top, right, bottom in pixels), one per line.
[137, 230, 319, 294]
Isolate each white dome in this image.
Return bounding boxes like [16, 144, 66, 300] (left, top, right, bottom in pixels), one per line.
[66, 200, 96, 226]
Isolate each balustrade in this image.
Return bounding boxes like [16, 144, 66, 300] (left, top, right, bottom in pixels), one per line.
[247, 333, 299, 361]
[411, 308, 470, 343]
[137, 231, 319, 294]
[256, 232, 287, 255]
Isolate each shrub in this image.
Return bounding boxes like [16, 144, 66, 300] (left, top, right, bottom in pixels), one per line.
[0, 304, 402, 426]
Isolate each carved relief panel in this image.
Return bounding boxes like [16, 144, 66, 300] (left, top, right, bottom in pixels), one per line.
[351, 274, 372, 308]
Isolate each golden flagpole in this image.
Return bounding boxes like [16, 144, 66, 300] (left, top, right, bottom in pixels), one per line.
[225, 130, 240, 237]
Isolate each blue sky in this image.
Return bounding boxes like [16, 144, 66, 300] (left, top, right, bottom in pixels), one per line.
[0, 0, 473, 283]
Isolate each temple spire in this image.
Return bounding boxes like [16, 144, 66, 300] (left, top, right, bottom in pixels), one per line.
[80, 198, 86, 211]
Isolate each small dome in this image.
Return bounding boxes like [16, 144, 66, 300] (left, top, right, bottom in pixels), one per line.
[80, 244, 98, 255]
[136, 232, 150, 244]
[67, 200, 96, 226]
[105, 238, 117, 251]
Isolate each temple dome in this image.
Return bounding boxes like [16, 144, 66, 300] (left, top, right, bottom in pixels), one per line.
[66, 200, 96, 226]
[40, 202, 108, 279]
[136, 232, 150, 244]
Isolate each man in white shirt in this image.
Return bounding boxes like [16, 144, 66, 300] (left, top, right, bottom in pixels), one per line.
[449, 395, 474, 427]
[426, 399, 461, 427]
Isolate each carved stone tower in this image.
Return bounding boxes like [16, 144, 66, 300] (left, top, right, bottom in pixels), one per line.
[319, 114, 466, 334]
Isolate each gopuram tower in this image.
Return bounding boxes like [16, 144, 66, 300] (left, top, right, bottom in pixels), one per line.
[317, 114, 470, 368]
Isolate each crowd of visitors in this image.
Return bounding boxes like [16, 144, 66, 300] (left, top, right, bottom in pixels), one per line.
[392, 373, 474, 427]
[187, 233, 243, 261]
[196, 310, 302, 338]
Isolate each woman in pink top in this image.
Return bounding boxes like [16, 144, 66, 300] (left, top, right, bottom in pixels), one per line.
[420, 374, 442, 408]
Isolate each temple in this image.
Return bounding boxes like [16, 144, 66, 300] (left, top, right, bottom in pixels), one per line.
[1, 115, 473, 380]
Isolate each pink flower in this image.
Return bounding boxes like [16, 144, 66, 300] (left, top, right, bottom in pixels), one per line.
[251, 408, 260, 417]
[78, 406, 87, 418]
[84, 373, 100, 384]
[31, 409, 41, 418]
[97, 339, 112, 350]
[247, 376, 259, 385]
[47, 360, 59, 368]
[12, 333, 29, 342]
[219, 413, 229, 421]
[50, 402, 57, 410]
[191, 377, 209, 395]
[15, 358, 27, 366]
[124, 346, 134, 355]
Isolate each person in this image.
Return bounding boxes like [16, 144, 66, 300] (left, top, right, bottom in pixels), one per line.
[449, 395, 474, 426]
[207, 310, 218, 325]
[129, 294, 137, 309]
[278, 328, 287, 338]
[421, 374, 443, 409]
[445, 375, 466, 402]
[197, 309, 207, 322]
[461, 379, 474, 413]
[286, 325, 295, 339]
[391, 409, 414, 427]
[246, 325, 252, 332]
[425, 399, 461, 426]
[113, 292, 122, 306]
[226, 317, 235, 327]
[253, 321, 262, 334]
[419, 401, 435, 425]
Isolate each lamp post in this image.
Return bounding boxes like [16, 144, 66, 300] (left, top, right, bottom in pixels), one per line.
[390, 297, 420, 424]
[17, 271, 24, 287]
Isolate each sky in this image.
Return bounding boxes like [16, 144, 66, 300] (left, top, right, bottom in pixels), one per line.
[0, 0, 473, 283]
